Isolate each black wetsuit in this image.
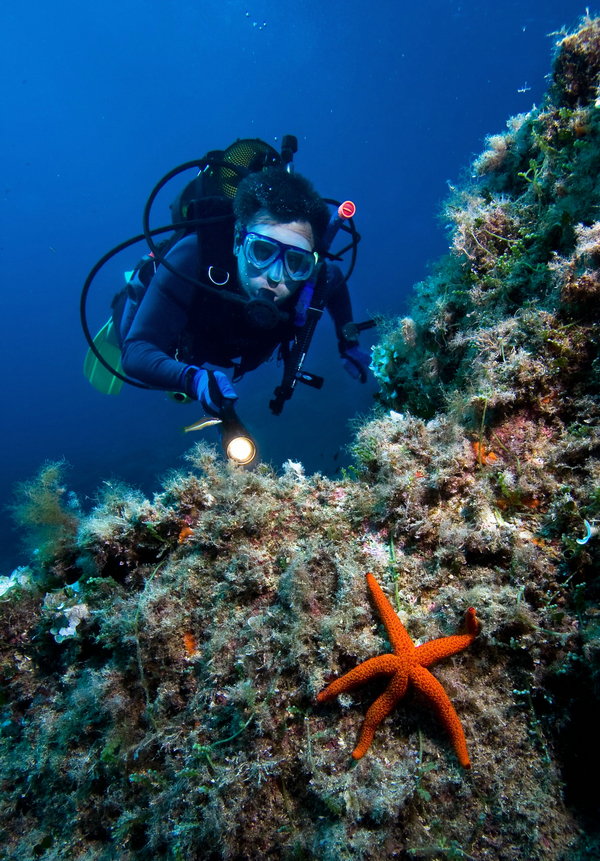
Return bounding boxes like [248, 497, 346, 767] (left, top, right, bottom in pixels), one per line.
[121, 228, 357, 397]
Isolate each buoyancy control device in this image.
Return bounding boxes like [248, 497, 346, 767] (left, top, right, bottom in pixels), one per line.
[81, 135, 364, 414]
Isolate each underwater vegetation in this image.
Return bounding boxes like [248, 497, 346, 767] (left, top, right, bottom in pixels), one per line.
[3, 15, 600, 860]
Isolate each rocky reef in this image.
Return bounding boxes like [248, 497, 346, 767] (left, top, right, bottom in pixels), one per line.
[3, 15, 600, 861]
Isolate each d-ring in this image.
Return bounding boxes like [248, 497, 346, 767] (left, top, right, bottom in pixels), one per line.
[208, 266, 230, 286]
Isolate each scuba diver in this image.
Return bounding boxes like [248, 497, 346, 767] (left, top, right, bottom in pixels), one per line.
[82, 137, 373, 462]
[120, 167, 369, 415]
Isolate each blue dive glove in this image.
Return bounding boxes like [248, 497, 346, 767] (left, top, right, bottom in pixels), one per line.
[192, 369, 238, 416]
[341, 346, 371, 383]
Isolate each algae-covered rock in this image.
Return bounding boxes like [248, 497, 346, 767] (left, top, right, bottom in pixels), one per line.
[2, 16, 600, 861]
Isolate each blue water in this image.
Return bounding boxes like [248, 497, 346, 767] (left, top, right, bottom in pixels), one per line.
[0, 0, 587, 572]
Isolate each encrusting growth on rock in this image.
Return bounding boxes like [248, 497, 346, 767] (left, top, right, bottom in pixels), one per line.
[4, 16, 600, 859]
[317, 572, 480, 767]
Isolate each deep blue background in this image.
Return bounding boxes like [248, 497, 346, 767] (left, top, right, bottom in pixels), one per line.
[0, 0, 588, 571]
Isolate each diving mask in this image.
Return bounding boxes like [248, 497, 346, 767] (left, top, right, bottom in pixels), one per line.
[240, 230, 317, 282]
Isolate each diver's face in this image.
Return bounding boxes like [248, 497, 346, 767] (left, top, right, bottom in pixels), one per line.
[235, 218, 315, 304]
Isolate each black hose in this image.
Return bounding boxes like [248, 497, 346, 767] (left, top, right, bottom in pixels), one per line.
[81, 172, 360, 393]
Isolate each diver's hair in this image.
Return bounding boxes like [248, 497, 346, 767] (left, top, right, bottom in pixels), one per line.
[234, 168, 331, 249]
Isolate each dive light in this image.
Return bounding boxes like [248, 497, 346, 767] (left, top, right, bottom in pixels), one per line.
[181, 398, 258, 466]
[218, 400, 258, 466]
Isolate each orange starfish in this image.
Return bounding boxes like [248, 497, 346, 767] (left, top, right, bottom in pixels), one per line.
[317, 572, 480, 767]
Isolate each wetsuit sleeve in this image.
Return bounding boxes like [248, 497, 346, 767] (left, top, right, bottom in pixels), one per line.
[323, 263, 359, 354]
[121, 234, 200, 393]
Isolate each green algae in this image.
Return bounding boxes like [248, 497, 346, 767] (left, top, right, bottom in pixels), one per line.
[3, 17, 600, 861]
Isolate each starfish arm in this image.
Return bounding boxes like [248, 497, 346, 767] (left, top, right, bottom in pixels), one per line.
[317, 654, 402, 703]
[366, 572, 415, 656]
[415, 608, 479, 667]
[352, 667, 409, 759]
[410, 664, 472, 768]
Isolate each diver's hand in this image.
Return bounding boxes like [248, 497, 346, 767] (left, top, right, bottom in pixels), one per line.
[192, 369, 238, 416]
[341, 346, 371, 383]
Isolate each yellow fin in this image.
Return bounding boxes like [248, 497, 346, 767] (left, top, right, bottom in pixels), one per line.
[83, 319, 124, 395]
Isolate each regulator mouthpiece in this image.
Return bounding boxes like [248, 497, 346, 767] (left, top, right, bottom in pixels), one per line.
[245, 288, 286, 330]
